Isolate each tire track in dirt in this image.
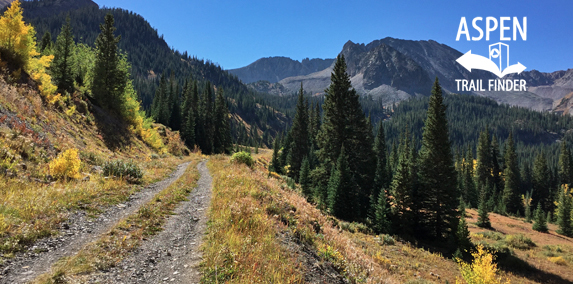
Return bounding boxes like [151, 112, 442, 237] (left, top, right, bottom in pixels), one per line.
[88, 160, 211, 284]
[0, 162, 191, 284]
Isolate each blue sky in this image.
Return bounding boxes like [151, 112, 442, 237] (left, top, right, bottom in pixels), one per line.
[94, 0, 572, 72]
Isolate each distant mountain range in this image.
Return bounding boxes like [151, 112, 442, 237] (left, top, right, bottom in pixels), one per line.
[229, 37, 573, 113]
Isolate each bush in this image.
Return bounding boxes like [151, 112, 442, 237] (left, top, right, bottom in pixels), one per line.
[548, 256, 568, 266]
[504, 234, 535, 250]
[49, 148, 81, 180]
[457, 245, 510, 284]
[103, 160, 143, 181]
[230, 151, 253, 167]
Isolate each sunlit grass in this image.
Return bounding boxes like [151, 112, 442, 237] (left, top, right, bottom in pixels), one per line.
[201, 155, 303, 283]
[32, 155, 200, 283]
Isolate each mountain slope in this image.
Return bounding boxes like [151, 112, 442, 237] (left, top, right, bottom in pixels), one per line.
[20, 0, 291, 146]
[235, 37, 573, 112]
[228, 56, 334, 84]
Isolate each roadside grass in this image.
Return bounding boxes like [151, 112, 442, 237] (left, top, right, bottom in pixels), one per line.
[247, 151, 573, 284]
[32, 155, 201, 284]
[200, 155, 304, 283]
[0, 154, 184, 256]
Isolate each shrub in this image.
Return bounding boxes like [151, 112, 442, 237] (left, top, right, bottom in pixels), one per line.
[456, 245, 510, 284]
[102, 160, 143, 181]
[548, 256, 568, 266]
[49, 148, 81, 180]
[504, 234, 535, 250]
[230, 151, 253, 167]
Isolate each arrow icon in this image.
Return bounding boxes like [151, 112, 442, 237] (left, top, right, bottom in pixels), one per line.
[456, 50, 526, 78]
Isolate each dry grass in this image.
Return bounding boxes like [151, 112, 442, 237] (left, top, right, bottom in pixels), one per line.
[32, 155, 201, 283]
[201, 155, 304, 283]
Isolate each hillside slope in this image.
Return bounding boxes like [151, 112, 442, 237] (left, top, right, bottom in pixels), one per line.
[228, 56, 335, 84]
[234, 37, 573, 112]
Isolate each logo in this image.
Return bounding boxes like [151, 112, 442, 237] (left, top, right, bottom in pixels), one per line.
[456, 43, 526, 78]
[454, 17, 528, 91]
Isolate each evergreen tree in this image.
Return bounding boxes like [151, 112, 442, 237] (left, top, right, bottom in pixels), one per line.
[477, 190, 491, 228]
[558, 141, 573, 185]
[198, 82, 214, 154]
[417, 78, 459, 240]
[557, 185, 573, 236]
[456, 200, 472, 254]
[52, 17, 75, 94]
[151, 73, 170, 125]
[532, 153, 551, 213]
[525, 190, 533, 222]
[463, 145, 478, 207]
[269, 136, 282, 173]
[299, 157, 312, 198]
[316, 54, 375, 220]
[168, 72, 182, 130]
[40, 31, 52, 53]
[390, 133, 413, 234]
[287, 84, 310, 180]
[502, 132, 522, 215]
[476, 128, 492, 190]
[213, 89, 232, 154]
[532, 203, 548, 232]
[279, 130, 292, 174]
[491, 135, 503, 192]
[373, 190, 392, 234]
[327, 145, 356, 220]
[373, 121, 390, 197]
[182, 107, 195, 147]
[92, 13, 125, 113]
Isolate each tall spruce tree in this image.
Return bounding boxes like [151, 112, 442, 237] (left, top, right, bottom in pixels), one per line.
[316, 54, 375, 220]
[213, 89, 232, 154]
[168, 73, 182, 130]
[502, 132, 522, 215]
[390, 133, 413, 235]
[373, 190, 392, 234]
[532, 203, 548, 232]
[373, 121, 390, 196]
[182, 106, 195, 148]
[92, 14, 125, 113]
[40, 31, 52, 53]
[417, 78, 459, 240]
[52, 17, 76, 94]
[463, 145, 477, 207]
[287, 84, 310, 180]
[477, 190, 491, 228]
[198, 82, 214, 154]
[532, 153, 551, 213]
[327, 145, 356, 220]
[557, 186, 573, 236]
[476, 128, 492, 190]
[269, 136, 282, 173]
[558, 141, 573, 185]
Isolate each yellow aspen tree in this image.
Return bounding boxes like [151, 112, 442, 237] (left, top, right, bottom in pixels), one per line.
[0, 0, 38, 66]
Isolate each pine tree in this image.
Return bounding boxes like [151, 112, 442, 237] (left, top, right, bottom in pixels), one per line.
[558, 141, 573, 185]
[532, 203, 548, 232]
[463, 145, 478, 207]
[213, 89, 232, 154]
[327, 145, 356, 220]
[182, 107, 195, 147]
[502, 132, 522, 215]
[197, 82, 214, 154]
[525, 190, 533, 222]
[279, 130, 292, 174]
[557, 185, 573, 236]
[456, 200, 472, 254]
[168, 73, 182, 130]
[287, 84, 310, 180]
[477, 190, 491, 228]
[316, 54, 375, 220]
[151, 73, 170, 125]
[40, 31, 52, 53]
[532, 153, 551, 213]
[373, 121, 390, 198]
[299, 157, 312, 198]
[417, 78, 459, 240]
[373, 190, 392, 234]
[476, 128, 492, 190]
[491, 135, 503, 193]
[52, 17, 75, 94]
[92, 13, 126, 113]
[390, 133, 413, 235]
[269, 136, 281, 173]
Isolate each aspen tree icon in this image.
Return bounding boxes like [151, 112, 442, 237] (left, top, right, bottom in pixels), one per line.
[489, 42, 509, 72]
